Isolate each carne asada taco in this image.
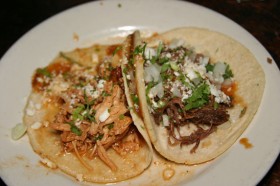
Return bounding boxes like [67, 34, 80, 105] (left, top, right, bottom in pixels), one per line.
[24, 43, 152, 183]
[131, 28, 265, 164]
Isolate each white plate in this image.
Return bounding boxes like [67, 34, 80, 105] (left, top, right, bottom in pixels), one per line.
[0, 0, 279, 185]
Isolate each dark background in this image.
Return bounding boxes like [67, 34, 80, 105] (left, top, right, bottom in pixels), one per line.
[0, 0, 279, 185]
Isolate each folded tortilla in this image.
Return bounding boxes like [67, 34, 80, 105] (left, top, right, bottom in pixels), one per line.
[24, 43, 152, 183]
[133, 27, 265, 164]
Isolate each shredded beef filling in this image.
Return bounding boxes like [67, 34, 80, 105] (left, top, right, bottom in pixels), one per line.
[154, 97, 230, 153]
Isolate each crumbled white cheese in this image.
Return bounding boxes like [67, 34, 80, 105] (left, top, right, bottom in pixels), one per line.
[36, 77, 44, 83]
[185, 68, 197, 80]
[26, 108, 35, 116]
[199, 56, 209, 66]
[99, 108, 110, 122]
[97, 79, 106, 89]
[75, 120, 82, 127]
[162, 115, 169, 127]
[41, 158, 57, 169]
[83, 84, 95, 96]
[209, 84, 230, 104]
[48, 75, 69, 93]
[31, 121, 42, 129]
[35, 103, 41, 110]
[144, 47, 156, 59]
[92, 90, 100, 99]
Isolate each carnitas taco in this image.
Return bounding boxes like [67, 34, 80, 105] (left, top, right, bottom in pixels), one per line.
[129, 28, 265, 164]
[24, 43, 152, 183]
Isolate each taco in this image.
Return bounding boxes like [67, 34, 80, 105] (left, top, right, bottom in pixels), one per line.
[23, 43, 152, 183]
[129, 28, 265, 164]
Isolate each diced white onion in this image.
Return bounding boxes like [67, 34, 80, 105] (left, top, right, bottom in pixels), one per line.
[11, 123, 27, 140]
[97, 79, 106, 89]
[186, 68, 197, 80]
[144, 63, 161, 82]
[150, 82, 164, 98]
[199, 56, 210, 66]
[31, 121, 42, 130]
[213, 62, 226, 77]
[144, 47, 156, 59]
[99, 108, 110, 122]
[171, 86, 181, 97]
[162, 115, 170, 127]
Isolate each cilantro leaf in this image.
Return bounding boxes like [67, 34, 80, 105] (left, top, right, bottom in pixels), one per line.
[108, 123, 114, 129]
[184, 83, 210, 110]
[205, 63, 214, 72]
[36, 68, 52, 78]
[113, 46, 122, 56]
[161, 63, 170, 72]
[93, 134, 104, 141]
[72, 105, 85, 121]
[131, 94, 139, 104]
[223, 64, 234, 79]
[66, 121, 82, 136]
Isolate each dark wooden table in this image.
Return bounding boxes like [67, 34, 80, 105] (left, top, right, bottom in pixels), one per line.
[1, 0, 279, 185]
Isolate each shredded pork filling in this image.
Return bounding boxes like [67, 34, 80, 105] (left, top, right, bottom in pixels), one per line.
[33, 55, 142, 170]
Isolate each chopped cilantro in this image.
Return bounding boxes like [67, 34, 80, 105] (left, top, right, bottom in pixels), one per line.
[184, 83, 210, 110]
[36, 68, 52, 78]
[214, 101, 219, 110]
[71, 125, 82, 136]
[66, 121, 82, 136]
[62, 72, 70, 79]
[122, 67, 128, 75]
[158, 57, 169, 64]
[94, 134, 104, 141]
[223, 64, 234, 79]
[108, 123, 114, 129]
[119, 114, 125, 120]
[205, 63, 214, 72]
[161, 63, 170, 72]
[156, 42, 163, 58]
[146, 81, 157, 95]
[72, 105, 85, 121]
[133, 44, 146, 56]
[170, 62, 179, 71]
[178, 73, 191, 87]
[113, 46, 122, 56]
[102, 91, 111, 97]
[131, 94, 139, 104]
[150, 42, 163, 64]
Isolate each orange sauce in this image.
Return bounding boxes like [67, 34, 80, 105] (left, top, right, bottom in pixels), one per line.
[221, 82, 246, 106]
[162, 167, 175, 180]
[239, 138, 253, 149]
[32, 61, 71, 92]
[47, 61, 71, 75]
[106, 44, 122, 57]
